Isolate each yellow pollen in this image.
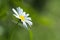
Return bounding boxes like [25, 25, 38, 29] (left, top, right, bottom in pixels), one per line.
[19, 15, 25, 21]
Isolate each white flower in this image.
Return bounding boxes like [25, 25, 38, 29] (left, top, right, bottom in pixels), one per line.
[12, 7, 32, 28]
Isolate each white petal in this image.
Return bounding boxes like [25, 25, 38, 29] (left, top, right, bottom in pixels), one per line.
[22, 21, 27, 28]
[25, 20, 32, 27]
[23, 12, 29, 17]
[26, 14, 29, 16]
[26, 17, 31, 20]
[13, 14, 19, 19]
[23, 12, 26, 16]
[12, 8, 19, 16]
[17, 7, 23, 14]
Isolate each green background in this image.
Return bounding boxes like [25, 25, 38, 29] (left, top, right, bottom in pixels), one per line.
[0, 0, 60, 40]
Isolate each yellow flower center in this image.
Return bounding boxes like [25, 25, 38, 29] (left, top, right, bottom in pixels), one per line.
[19, 15, 25, 21]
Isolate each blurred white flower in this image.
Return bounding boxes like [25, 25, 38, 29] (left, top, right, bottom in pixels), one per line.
[12, 7, 32, 28]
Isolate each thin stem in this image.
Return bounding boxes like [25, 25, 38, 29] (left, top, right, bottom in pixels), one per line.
[28, 28, 33, 40]
[10, 30, 15, 40]
[10, 27, 17, 40]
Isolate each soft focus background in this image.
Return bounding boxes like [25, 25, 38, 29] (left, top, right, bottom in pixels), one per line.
[0, 0, 60, 40]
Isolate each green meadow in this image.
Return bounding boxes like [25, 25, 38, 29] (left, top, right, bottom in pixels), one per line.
[0, 0, 60, 40]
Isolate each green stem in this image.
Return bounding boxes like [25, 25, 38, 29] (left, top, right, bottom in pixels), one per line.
[28, 28, 33, 40]
[10, 27, 16, 40]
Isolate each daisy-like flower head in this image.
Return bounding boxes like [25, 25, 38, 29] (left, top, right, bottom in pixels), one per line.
[12, 7, 32, 28]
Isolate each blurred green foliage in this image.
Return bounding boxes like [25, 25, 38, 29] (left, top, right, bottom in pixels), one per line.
[0, 0, 60, 40]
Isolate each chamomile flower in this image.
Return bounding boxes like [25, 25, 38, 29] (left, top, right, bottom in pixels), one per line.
[12, 7, 32, 28]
